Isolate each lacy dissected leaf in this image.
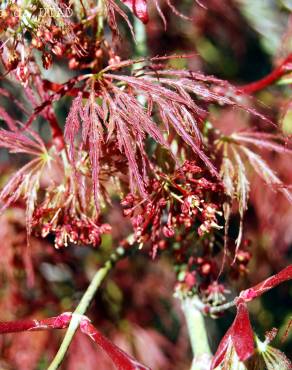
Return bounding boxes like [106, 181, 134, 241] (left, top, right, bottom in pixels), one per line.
[102, 86, 151, 196]
[219, 155, 235, 273]
[231, 132, 292, 154]
[106, 0, 135, 38]
[246, 334, 292, 370]
[65, 92, 102, 210]
[0, 128, 49, 284]
[232, 147, 249, 253]
[258, 345, 291, 370]
[65, 88, 147, 204]
[103, 69, 224, 178]
[66, 63, 284, 210]
[0, 128, 47, 156]
[239, 146, 292, 203]
[0, 128, 49, 236]
[217, 131, 292, 254]
[231, 148, 249, 221]
[140, 69, 273, 123]
[0, 106, 18, 131]
[84, 92, 104, 210]
[221, 156, 235, 199]
[65, 93, 83, 160]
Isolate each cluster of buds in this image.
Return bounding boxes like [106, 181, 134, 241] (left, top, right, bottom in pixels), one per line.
[176, 239, 252, 296]
[182, 195, 222, 237]
[30, 24, 72, 70]
[1, 4, 104, 73]
[0, 3, 20, 33]
[122, 161, 223, 257]
[32, 207, 111, 249]
[66, 26, 105, 71]
[3, 48, 30, 86]
[176, 272, 230, 306]
[201, 281, 230, 306]
[5, 50, 20, 72]
[15, 61, 29, 86]
[30, 22, 106, 72]
[30, 20, 119, 72]
[176, 253, 221, 294]
[32, 26, 66, 69]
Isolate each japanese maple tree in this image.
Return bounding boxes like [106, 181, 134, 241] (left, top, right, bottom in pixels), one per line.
[0, 0, 291, 369]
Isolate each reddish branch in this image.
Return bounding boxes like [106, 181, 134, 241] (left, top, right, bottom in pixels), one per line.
[0, 313, 72, 334]
[0, 313, 150, 370]
[44, 107, 65, 147]
[240, 54, 292, 94]
[24, 76, 90, 132]
[239, 264, 292, 302]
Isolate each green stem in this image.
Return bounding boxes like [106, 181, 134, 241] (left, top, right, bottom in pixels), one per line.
[97, 0, 104, 37]
[134, 17, 147, 58]
[182, 297, 212, 370]
[47, 247, 125, 370]
[133, 18, 147, 105]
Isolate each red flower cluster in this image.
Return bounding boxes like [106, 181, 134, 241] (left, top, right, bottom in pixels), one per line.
[32, 207, 111, 249]
[0, 3, 20, 33]
[122, 161, 223, 257]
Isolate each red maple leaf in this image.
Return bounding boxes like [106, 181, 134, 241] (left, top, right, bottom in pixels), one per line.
[211, 303, 254, 369]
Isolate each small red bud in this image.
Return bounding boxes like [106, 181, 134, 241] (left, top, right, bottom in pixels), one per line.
[162, 225, 175, 238]
[69, 57, 80, 70]
[42, 52, 53, 70]
[7, 51, 19, 71]
[52, 43, 65, 57]
[200, 262, 212, 275]
[31, 38, 43, 49]
[185, 272, 196, 288]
